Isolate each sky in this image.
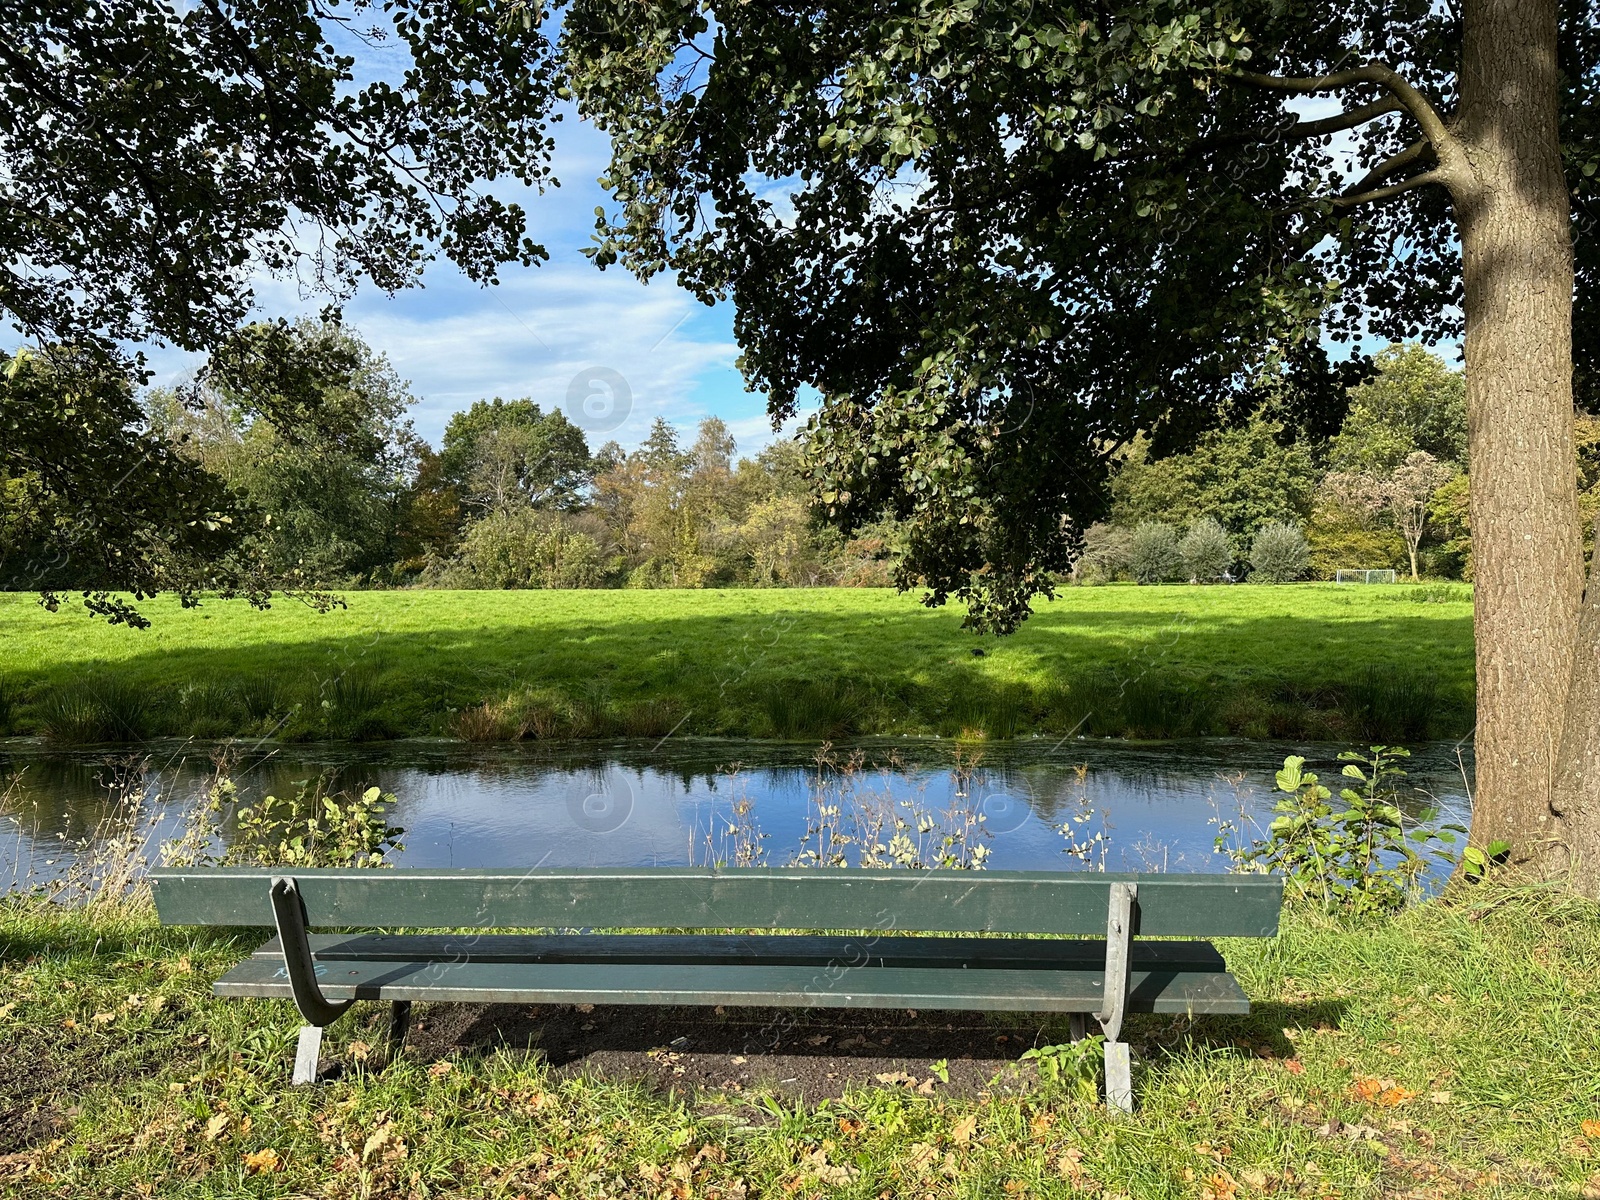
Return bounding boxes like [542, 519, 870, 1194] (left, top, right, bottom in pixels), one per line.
[140, 109, 797, 457]
[120, 65, 1449, 458]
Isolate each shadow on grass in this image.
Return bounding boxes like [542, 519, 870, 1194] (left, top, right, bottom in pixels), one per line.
[6, 603, 1475, 744]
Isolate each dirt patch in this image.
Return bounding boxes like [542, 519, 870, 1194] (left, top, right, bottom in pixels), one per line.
[400, 1002, 1067, 1101]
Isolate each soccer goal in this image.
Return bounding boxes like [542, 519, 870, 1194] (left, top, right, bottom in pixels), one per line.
[1335, 569, 1397, 584]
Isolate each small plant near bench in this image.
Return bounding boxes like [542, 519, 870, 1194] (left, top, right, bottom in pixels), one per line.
[1217, 745, 1468, 913]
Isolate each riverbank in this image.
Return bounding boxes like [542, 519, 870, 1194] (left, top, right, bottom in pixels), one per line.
[0, 585, 1474, 745]
[1, 884, 1594, 1197]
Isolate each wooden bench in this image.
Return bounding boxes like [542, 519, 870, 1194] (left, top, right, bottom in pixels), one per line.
[149, 866, 1282, 1110]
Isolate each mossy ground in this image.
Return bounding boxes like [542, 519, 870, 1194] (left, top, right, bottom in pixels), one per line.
[2, 884, 1595, 1198]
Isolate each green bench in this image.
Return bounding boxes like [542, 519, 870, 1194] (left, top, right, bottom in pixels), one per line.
[149, 866, 1282, 1110]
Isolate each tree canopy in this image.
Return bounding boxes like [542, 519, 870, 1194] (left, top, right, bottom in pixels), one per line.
[2, 0, 556, 355]
[561, 0, 1597, 630]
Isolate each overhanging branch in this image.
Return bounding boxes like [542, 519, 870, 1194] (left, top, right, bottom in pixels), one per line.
[1234, 62, 1455, 157]
[1331, 167, 1448, 208]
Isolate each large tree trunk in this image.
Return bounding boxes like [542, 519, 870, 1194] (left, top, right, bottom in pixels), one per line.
[1551, 546, 1600, 895]
[1456, 0, 1590, 884]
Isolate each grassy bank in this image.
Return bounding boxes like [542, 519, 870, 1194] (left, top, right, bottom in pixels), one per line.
[1, 886, 1594, 1197]
[0, 584, 1475, 745]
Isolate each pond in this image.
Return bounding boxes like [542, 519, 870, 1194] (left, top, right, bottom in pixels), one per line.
[1, 736, 1474, 893]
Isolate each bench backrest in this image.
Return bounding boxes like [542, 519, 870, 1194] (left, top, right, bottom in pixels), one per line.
[149, 867, 1282, 937]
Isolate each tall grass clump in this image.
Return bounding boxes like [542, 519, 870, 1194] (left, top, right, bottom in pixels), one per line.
[37, 676, 154, 744]
[753, 678, 862, 739]
[318, 662, 391, 740]
[1341, 666, 1438, 742]
[176, 681, 244, 739]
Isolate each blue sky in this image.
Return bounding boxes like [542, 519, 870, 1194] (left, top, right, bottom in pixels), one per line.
[131, 84, 1445, 456]
[141, 108, 799, 457]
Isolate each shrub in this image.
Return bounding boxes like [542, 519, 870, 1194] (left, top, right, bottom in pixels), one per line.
[1178, 517, 1233, 582]
[430, 508, 608, 589]
[1127, 522, 1182, 584]
[1249, 522, 1310, 583]
[1217, 747, 1464, 914]
[1074, 522, 1133, 582]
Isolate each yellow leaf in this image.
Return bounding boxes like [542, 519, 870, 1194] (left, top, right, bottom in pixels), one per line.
[1351, 1077, 1383, 1102]
[362, 1123, 393, 1162]
[427, 1061, 453, 1077]
[0, 1003, 15, 1020]
[204, 1114, 228, 1142]
[242, 1148, 280, 1174]
[92, 1011, 115, 1025]
[348, 1041, 371, 1063]
[1584, 1120, 1600, 1139]
[950, 1114, 978, 1144]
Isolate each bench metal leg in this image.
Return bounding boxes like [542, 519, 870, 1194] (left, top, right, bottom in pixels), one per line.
[292, 1025, 324, 1086]
[271, 876, 354, 1085]
[383, 1000, 413, 1066]
[1068, 1012, 1087, 1042]
[1095, 882, 1138, 1112]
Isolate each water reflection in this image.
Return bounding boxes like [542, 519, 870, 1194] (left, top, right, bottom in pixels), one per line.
[0, 737, 1474, 890]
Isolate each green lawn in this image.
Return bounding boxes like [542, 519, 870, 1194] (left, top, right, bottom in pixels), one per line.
[0, 584, 1475, 744]
[2, 886, 1595, 1198]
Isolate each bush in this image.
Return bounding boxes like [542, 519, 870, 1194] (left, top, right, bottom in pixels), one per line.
[1178, 517, 1233, 582]
[428, 508, 608, 589]
[1128, 522, 1182, 584]
[1073, 522, 1133, 582]
[1250, 522, 1310, 583]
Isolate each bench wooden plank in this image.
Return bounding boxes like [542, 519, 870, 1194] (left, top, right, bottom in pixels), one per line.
[215, 956, 1252, 1014]
[149, 868, 1283, 937]
[250, 932, 1231, 972]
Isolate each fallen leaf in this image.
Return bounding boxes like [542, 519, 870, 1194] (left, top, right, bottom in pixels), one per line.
[950, 1114, 978, 1144]
[427, 1061, 453, 1077]
[1377, 1085, 1417, 1108]
[917, 1078, 937, 1095]
[60, 1018, 77, 1030]
[1584, 1173, 1600, 1200]
[574, 1003, 595, 1014]
[0, 1003, 15, 1020]
[1429, 1091, 1453, 1104]
[1030, 1112, 1056, 1137]
[875, 1070, 917, 1087]
[362, 1123, 393, 1162]
[242, 1148, 280, 1175]
[92, 1011, 115, 1025]
[1240, 1166, 1269, 1189]
[204, 1114, 229, 1142]
[1585, 1120, 1600, 1139]
[1352, 1077, 1384, 1103]
[348, 1041, 372, 1063]
[174, 956, 192, 974]
[1284, 1059, 1305, 1075]
[1202, 1172, 1240, 1200]
[837, 1118, 863, 1136]
[904, 1142, 939, 1173]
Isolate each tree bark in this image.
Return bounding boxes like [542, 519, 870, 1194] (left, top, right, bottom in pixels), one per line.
[1550, 543, 1600, 895]
[1456, 0, 1590, 884]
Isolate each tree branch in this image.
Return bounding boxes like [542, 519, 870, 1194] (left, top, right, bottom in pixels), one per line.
[1282, 96, 1405, 140]
[1331, 167, 1449, 208]
[1235, 62, 1455, 155]
[1344, 139, 1432, 196]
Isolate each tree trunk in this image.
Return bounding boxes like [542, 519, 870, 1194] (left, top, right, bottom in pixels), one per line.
[1551, 544, 1600, 895]
[1456, 0, 1589, 884]
[1408, 541, 1419, 583]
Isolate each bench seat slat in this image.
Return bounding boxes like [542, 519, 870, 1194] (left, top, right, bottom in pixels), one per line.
[252, 932, 1230, 973]
[216, 955, 1250, 1014]
[149, 867, 1283, 937]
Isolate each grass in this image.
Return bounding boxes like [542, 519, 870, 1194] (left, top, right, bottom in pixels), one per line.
[1, 885, 1596, 1197]
[0, 584, 1476, 744]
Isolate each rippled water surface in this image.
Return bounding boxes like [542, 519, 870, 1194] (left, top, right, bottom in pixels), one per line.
[1, 736, 1474, 890]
